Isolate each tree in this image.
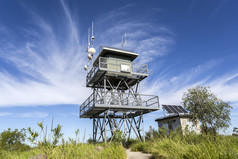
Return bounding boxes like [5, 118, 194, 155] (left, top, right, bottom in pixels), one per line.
[0, 128, 30, 151]
[182, 86, 232, 140]
[233, 127, 238, 136]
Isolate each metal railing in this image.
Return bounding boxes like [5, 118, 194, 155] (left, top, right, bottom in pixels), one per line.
[86, 65, 99, 85]
[80, 93, 94, 116]
[80, 90, 159, 116]
[86, 57, 148, 85]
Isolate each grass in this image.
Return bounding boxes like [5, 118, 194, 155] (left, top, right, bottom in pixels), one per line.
[0, 143, 126, 159]
[1, 126, 238, 159]
[130, 133, 238, 159]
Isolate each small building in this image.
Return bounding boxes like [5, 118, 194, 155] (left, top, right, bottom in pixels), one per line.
[155, 105, 201, 134]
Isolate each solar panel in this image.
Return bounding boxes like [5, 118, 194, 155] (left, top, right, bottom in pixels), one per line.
[178, 106, 188, 113]
[174, 106, 184, 113]
[162, 105, 173, 113]
[162, 105, 188, 114]
[169, 106, 179, 114]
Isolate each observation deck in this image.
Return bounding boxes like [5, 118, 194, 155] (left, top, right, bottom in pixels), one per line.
[80, 90, 159, 118]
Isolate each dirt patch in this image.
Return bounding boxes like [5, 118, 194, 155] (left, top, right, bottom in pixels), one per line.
[126, 149, 154, 159]
[28, 154, 47, 159]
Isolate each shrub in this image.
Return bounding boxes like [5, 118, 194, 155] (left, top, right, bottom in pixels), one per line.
[0, 128, 30, 151]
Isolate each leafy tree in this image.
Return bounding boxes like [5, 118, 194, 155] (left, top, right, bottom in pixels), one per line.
[233, 127, 238, 136]
[0, 128, 30, 151]
[182, 86, 232, 141]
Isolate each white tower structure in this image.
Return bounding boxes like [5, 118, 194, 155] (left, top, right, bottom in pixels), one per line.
[80, 24, 159, 143]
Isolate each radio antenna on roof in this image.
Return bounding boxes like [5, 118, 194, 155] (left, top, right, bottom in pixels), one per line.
[84, 21, 96, 71]
[121, 32, 126, 48]
[91, 21, 95, 47]
[88, 28, 90, 51]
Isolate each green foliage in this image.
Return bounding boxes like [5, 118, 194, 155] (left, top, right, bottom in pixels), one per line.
[145, 128, 160, 140]
[0, 128, 30, 151]
[51, 124, 63, 147]
[233, 127, 238, 136]
[0, 143, 126, 159]
[27, 127, 39, 146]
[182, 86, 232, 139]
[131, 133, 238, 159]
[68, 129, 80, 145]
[125, 138, 140, 148]
[87, 137, 94, 144]
[112, 130, 123, 143]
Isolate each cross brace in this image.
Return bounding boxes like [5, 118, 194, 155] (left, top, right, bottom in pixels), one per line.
[92, 111, 145, 143]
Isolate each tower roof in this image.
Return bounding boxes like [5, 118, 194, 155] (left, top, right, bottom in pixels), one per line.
[94, 46, 138, 65]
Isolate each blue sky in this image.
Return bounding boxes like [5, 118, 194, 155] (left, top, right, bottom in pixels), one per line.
[0, 0, 238, 141]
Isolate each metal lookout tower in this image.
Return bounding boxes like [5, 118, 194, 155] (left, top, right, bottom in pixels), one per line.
[80, 23, 160, 143]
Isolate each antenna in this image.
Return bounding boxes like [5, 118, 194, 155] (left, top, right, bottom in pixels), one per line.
[88, 28, 90, 50]
[121, 32, 126, 48]
[91, 21, 95, 47]
[84, 21, 96, 71]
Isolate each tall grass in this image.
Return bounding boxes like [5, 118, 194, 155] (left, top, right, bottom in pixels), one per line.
[0, 143, 126, 159]
[131, 133, 238, 159]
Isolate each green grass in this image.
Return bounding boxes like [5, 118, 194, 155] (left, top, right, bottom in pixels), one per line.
[0, 143, 126, 159]
[131, 134, 238, 159]
[1, 130, 238, 159]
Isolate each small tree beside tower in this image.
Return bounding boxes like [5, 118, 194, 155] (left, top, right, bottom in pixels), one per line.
[182, 86, 232, 141]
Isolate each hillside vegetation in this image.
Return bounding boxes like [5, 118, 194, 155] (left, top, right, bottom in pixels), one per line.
[0, 143, 126, 159]
[0, 126, 238, 159]
[131, 132, 238, 159]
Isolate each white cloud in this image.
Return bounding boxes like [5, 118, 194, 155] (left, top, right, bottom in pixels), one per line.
[0, 111, 48, 118]
[0, 3, 174, 107]
[0, 3, 90, 107]
[0, 112, 13, 117]
[0, 2, 237, 111]
[16, 112, 48, 118]
[95, 6, 175, 64]
[142, 59, 238, 108]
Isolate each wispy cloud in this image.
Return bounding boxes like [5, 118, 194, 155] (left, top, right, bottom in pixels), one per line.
[0, 112, 13, 117]
[210, 0, 228, 18]
[142, 59, 238, 108]
[0, 3, 175, 107]
[0, 2, 90, 107]
[0, 111, 48, 118]
[0, 2, 237, 111]
[95, 5, 175, 64]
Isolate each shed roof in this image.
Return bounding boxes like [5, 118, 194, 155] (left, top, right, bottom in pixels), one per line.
[155, 114, 189, 122]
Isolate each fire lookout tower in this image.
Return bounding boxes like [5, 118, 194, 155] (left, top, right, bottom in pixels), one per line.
[80, 24, 159, 143]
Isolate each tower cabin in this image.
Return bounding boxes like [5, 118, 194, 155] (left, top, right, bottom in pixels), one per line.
[86, 46, 148, 88]
[80, 46, 159, 119]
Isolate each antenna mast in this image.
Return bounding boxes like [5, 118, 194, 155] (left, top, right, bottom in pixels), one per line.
[84, 22, 96, 71]
[121, 32, 126, 48]
[88, 28, 90, 50]
[91, 22, 95, 47]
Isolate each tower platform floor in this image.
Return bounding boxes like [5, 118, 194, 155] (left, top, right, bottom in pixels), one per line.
[80, 104, 159, 118]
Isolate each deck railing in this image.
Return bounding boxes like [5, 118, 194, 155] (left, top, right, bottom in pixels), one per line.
[86, 57, 148, 85]
[80, 90, 159, 117]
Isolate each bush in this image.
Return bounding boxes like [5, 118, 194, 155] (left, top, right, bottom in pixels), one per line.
[0, 128, 30, 151]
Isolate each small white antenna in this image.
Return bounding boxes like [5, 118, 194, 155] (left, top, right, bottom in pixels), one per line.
[84, 21, 96, 72]
[91, 21, 95, 47]
[121, 32, 126, 48]
[124, 32, 126, 46]
[88, 28, 90, 50]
